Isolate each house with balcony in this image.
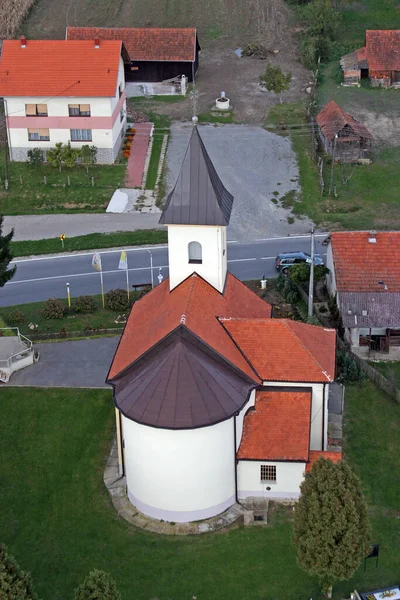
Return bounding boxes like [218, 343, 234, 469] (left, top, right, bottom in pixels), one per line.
[0, 37, 130, 163]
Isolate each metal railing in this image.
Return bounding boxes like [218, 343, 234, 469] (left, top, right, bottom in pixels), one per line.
[0, 327, 34, 370]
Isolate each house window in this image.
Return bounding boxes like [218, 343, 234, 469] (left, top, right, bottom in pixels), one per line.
[70, 129, 92, 142]
[28, 128, 50, 141]
[26, 104, 48, 116]
[188, 241, 202, 264]
[68, 104, 91, 117]
[260, 465, 276, 482]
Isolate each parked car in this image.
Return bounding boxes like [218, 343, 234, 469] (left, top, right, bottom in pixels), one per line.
[275, 251, 324, 274]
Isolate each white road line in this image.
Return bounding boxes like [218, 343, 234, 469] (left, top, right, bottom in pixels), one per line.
[260, 256, 275, 260]
[228, 258, 257, 262]
[6, 265, 170, 285]
[254, 233, 328, 241]
[11, 245, 169, 264]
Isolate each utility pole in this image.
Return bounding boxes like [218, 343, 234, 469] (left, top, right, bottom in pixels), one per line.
[308, 227, 315, 318]
[328, 135, 338, 196]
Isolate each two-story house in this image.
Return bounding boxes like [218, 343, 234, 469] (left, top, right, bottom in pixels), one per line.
[0, 37, 129, 163]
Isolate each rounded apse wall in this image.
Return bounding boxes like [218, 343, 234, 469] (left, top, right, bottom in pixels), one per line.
[122, 415, 236, 523]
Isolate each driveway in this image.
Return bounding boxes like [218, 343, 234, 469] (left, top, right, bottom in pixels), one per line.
[167, 123, 313, 241]
[7, 337, 120, 388]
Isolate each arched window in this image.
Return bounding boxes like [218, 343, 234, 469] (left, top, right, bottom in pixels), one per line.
[188, 241, 202, 264]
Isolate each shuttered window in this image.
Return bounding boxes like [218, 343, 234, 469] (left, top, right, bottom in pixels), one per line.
[25, 104, 47, 116]
[70, 129, 92, 141]
[69, 104, 91, 116]
[28, 128, 50, 141]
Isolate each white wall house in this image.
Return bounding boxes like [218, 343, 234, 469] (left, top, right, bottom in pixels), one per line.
[0, 38, 128, 164]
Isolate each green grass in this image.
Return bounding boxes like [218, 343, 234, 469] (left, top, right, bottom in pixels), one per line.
[10, 230, 167, 258]
[338, 0, 400, 45]
[198, 110, 236, 124]
[0, 150, 126, 215]
[145, 134, 165, 190]
[369, 361, 400, 389]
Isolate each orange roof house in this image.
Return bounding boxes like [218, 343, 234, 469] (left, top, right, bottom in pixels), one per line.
[67, 27, 200, 83]
[341, 30, 400, 87]
[316, 101, 373, 162]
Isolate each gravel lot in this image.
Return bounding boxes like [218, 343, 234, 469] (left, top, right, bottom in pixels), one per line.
[167, 123, 313, 241]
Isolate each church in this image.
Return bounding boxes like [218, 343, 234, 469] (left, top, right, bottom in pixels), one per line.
[107, 127, 339, 524]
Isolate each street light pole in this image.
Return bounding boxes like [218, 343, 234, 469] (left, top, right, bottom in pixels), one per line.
[146, 250, 154, 289]
[308, 227, 314, 318]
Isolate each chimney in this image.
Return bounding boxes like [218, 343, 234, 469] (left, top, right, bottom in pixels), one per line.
[94, 38, 100, 48]
[20, 36, 26, 48]
[368, 230, 377, 243]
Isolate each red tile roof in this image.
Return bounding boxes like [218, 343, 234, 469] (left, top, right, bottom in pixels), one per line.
[316, 101, 373, 142]
[306, 450, 342, 472]
[108, 273, 272, 381]
[237, 390, 311, 461]
[331, 231, 400, 293]
[366, 30, 400, 71]
[0, 40, 125, 97]
[221, 318, 336, 382]
[67, 27, 197, 62]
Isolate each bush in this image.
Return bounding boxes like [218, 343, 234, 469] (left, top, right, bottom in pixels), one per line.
[260, 64, 291, 94]
[6, 309, 25, 325]
[337, 350, 365, 383]
[27, 148, 44, 168]
[0, 543, 38, 600]
[41, 298, 66, 320]
[104, 289, 131, 312]
[289, 263, 329, 285]
[73, 295, 98, 314]
[74, 569, 121, 600]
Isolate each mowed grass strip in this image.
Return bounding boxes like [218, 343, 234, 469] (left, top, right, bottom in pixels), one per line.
[0, 150, 125, 214]
[11, 230, 167, 257]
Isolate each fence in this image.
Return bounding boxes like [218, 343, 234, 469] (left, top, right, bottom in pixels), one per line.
[28, 327, 123, 341]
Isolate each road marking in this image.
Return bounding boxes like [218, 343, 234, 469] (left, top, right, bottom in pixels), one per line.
[254, 233, 328, 241]
[228, 258, 257, 262]
[11, 245, 169, 264]
[6, 265, 171, 285]
[260, 256, 275, 260]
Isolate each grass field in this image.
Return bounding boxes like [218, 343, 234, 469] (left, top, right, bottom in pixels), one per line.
[338, 0, 400, 45]
[0, 151, 125, 215]
[10, 230, 167, 258]
[0, 381, 399, 600]
[369, 361, 400, 389]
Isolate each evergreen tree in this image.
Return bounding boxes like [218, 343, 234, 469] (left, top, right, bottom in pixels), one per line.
[0, 215, 16, 287]
[293, 458, 370, 597]
[0, 544, 38, 599]
[74, 569, 121, 600]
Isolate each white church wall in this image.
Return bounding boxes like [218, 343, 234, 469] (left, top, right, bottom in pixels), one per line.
[122, 415, 236, 522]
[237, 460, 304, 500]
[235, 389, 256, 451]
[262, 382, 325, 451]
[167, 224, 227, 293]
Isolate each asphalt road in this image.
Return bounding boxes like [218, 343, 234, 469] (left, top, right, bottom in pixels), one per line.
[0, 234, 328, 307]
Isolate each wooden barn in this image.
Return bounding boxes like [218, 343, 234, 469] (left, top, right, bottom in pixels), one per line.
[341, 30, 400, 87]
[67, 27, 200, 83]
[316, 101, 373, 163]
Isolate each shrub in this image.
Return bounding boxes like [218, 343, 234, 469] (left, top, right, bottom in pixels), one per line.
[73, 295, 98, 314]
[41, 297, 66, 319]
[7, 309, 25, 324]
[260, 64, 291, 95]
[123, 150, 130, 158]
[104, 289, 131, 312]
[0, 543, 38, 600]
[337, 350, 365, 383]
[27, 148, 44, 168]
[74, 569, 121, 600]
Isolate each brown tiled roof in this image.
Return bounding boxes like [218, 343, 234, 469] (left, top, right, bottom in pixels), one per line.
[316, 101, 373, 142]
[330, 231, 400, 292]
[220, 318, 336, 382]
[366, 30, 400, 71]
[306, 451, 342, 472]
[67, 26, 197, 62]
[237, 390, 311, 461]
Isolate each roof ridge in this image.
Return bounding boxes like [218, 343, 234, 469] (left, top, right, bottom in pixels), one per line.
[284, 320, 332, 382]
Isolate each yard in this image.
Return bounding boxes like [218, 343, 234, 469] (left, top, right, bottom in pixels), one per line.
[0, 380, 399, 599]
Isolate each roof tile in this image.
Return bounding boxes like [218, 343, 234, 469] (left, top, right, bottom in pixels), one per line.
[316, 101, 373, 142]
[306, 450, 342, 472]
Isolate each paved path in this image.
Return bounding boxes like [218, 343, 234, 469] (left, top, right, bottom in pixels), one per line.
[125, 123, 153, 188]
[7, 337, 120, 388]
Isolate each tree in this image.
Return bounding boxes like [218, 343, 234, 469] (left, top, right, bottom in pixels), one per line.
[0, 215, 16, 287]
[62, 142, 79, 169]
[0, 543, 38, 599]
[289, 263, 329, 285]
[260, 64, 291, 103]
[80, 145, 97, 174]
[303, 0, 342, 40]
[293, 458, 370, 597]
[74, 569, 121, 600]
[47, 142, 64, 172]
[27, 148, 44, 169]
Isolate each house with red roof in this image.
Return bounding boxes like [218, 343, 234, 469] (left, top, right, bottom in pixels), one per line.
[316, 101, 373, 162]
[107, 126, 339, 524]
[341, 30, 400, 87]
[67, 27, 200, 84]
[327, 231, 400, 355]
[0, 37, 129, 163]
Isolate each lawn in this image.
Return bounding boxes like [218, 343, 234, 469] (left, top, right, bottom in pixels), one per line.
[0, 381, 399, 599]
[338, 0, 400, 45]
[369, 361, 400, 389]
[0, 150, 126, 214]
[10, 230, 167, 258]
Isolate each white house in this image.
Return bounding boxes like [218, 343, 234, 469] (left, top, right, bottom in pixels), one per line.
[107, 127, 340, 523]
[0, 38, 129, 163]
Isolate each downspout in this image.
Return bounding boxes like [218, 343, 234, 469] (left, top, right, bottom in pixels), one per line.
[234, 415, 238, 503]
[322, 383, 326, 451]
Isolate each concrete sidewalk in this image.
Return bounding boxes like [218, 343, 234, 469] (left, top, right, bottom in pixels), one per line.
[4, 213, 162, 241]
[6, 337, 120, 388]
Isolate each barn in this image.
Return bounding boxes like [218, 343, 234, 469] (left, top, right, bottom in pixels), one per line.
[316, 101, 373, 162]
[67, 27, 200, 83]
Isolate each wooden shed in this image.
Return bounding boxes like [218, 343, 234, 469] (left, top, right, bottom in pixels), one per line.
[316, 101, 373, 162]
[67, 27, 200, 83]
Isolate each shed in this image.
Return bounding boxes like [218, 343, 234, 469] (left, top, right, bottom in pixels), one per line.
[67, 27, 200, 83]
[316, 101, 373, 162]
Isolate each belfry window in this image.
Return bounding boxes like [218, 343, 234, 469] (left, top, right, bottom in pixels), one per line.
[188, 241, 202, 264]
